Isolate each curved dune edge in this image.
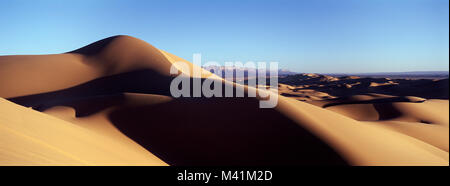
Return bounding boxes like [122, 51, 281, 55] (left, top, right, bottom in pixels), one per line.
[0, 98, 167, 166]
[277, 96, 448, 165]
[0, 35, 448, 165]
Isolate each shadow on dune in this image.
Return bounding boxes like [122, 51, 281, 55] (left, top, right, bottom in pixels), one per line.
[108, 97, 347, 165]
[323, 97, 420, 121]
[322, 96, 424, 108]
[8, 69, 173, 112]
[372, 103, 404, 121]
[8, 69, 348, 165]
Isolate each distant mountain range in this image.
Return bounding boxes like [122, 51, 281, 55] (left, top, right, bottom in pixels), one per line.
[202, 65, 297, 79]
[325, 71, 449, 79]
[202, 65, 449, 80]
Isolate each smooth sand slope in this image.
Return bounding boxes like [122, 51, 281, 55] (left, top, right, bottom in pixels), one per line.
[0, 35, 448, 165]
[0, 98, 166, 165]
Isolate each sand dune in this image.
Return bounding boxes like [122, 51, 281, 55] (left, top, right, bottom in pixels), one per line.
[0, 98, 166, 165]
[278, 73, 448, 100]
[0, 35, 448, 165]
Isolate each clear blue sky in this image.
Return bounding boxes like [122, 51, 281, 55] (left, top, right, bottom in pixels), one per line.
[0, 0, 448, 73]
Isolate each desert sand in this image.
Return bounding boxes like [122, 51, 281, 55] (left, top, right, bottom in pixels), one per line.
[0, 35, 448, 165]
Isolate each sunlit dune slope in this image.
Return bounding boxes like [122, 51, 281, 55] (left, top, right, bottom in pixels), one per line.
[0, 98, 166, 165]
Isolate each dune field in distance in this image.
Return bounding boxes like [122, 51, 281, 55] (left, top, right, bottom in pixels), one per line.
[0, 35, 448, 166]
